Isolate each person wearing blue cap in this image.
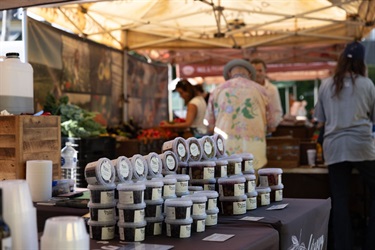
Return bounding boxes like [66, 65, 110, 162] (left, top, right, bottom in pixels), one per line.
[205, 59, 279, 170]
[314, 41, 375, 250]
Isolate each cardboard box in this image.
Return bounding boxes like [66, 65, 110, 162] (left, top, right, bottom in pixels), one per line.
[0, 115, 61, 180]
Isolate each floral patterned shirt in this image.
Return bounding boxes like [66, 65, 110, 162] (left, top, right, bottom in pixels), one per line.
[205, 76, 278, 169]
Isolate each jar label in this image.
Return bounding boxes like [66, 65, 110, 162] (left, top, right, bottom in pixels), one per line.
[234, 183, 245, 196]
[153, 222, 162, 235]
[259, 176, 269, 187]
[244, 160, 254, 172]
[203, 140, 213, 156]
[278, 174, 282, 185]
[119, 190, 144, 204]
[261, 192, 270, 206]
[135, 158, 145, 176]
[179, 224, 191, 238]
[203, 166, 215, 179]
[176, 180, 188, 193]
[100, 161, 112, 182]
[100, 226, 115, 240]
[247, 180, 256, 193]
[134, 227, 145, 241]
[165, 155, 176, 171]
[150, 157, 160, 174]
[193, 202, 206, 216]
[195, 219, 205, 232]
[205, 213, 217, 226]
[217, 165, 227, 177]
[246, 197, 257, 210]
[275, 189, 283, 201]
[190, 142, 200, 157]
[234, 162, 242, 174]
[207, 198, 217, 210]
[233, 200, 247, 214]
[204, 183, 215, 191]
[152, 187, 162, 200]
[177, 142, 186, 158]
[217, 138, 224, 153]
[163, 184, 176, 197]
[97, 208, 115, 222]
[119, 160, 130, 179]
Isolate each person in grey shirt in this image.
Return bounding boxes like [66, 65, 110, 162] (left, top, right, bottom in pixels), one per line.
[314, 41, 375, 250]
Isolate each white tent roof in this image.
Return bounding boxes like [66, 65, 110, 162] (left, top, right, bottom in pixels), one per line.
[1, 0, 374, 78]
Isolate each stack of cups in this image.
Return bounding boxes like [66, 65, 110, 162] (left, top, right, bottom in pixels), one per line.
[144, 179, 164, 236]
[164, 198, 193, 238]
[193, 190, 219, 226]
[85, 158, 117, 241]
[41, 216, 89, 250]
[116, 182, 147, 242]
[0, 180, 39, 250]
[257, 168, 284, 204]
[218, 175, 247, 215]
[244, 173, 258, 210]
[188, 161, 216, 191]
[181, 194, 207, 233]
[159, 151, 179, 175]
[144, 152, 163, 179]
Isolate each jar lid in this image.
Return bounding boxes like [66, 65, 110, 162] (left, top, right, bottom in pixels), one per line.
[225, 156, 243, 163]
[112, 156, 133, 182]
[255, 186, 272, 193]
[246, 191, 258, 197]
[162, 137, 189, 163]
[190, 178, 216, 184]
[117, 201, 146, 210]
[165, 197, 193, 207]
[181, 194, 207, 203]
[218, 176, 246, 184]
[206, 207, 220, 214]
[234, 153, 254, 160]
[243, 174, 256, 181]
[258, 168, 283, 175]
[159, 151, 178, 172]
[186, 137, 203, 162]
[191, 214, 207, 220]
[88, 201, 117, 208]
[165, 217, 193, 225]
[144, 152, 163, 177]
[214, 159, 228, 165]
[270, 184, 284, 190]
[193, 190, 219, 198]
[199, 136, 217, 160]
[145, 216, 164, 223]
[188, 185, 203, 192]
[159, 176, 177, 185]
[188, 160, 216, 167]
[144, 179, 164, 188]
[165, 174, 190, 181]
[117, 182, 146, 191]
[88, 183, 116, 190]
[117, 220, 147, 228]
[87, 219, 117, 226]
[212, 134, 225, 157]
[219, 194, 247, 202]
[85, 158, 115, 185]
[130, 154, 148, 181]
[145, 198, 164, 205]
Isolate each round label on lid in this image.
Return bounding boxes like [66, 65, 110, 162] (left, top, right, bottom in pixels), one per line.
[204, 141, 213, 155]
[177, 142, 186, 158]
[150, 156, 160, 174]
[100, 161, 113, 181]
[119, 159, 130, 178]
[166, 154, 176, 171]
[217, 138, 224, 152]
[135, 158, 145, 175]
[190, 142, 200, 157]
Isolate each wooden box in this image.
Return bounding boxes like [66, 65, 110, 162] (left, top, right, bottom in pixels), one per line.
[266, 137, 300, 168]
[0, 115, 61, 180]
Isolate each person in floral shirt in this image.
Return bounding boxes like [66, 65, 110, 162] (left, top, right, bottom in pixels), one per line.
[205, 59, 278, 170]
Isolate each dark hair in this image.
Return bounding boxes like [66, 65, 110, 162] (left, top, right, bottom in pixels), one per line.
[332, 51, 366, 97]
[250, 58, 267, 70]
[175, 79, 196, 102]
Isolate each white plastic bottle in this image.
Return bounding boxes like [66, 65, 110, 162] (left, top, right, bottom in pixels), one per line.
[61, 142, 78, 191]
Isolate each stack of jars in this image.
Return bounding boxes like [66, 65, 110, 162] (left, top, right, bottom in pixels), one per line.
[164, 197, 193, 238]
[256, 168, 284, 207]
[143, 179, 164, 236]
[194, 190, 219, 226]
[85, 158, 117, 240]
[218, 175, 247, 215]
[182, 194, 207, 233]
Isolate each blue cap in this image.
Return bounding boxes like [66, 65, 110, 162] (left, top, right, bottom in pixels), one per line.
[343, 41, 365, 60]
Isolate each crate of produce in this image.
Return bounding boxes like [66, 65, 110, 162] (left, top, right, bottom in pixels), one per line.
[0, 115, 61, 180]
[266, 137, 300, 168]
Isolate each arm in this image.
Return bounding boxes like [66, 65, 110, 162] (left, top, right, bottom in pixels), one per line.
[161, 103, 197, 129]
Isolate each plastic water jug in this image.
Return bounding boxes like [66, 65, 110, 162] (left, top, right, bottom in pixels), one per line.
[0, 52, 34, 114]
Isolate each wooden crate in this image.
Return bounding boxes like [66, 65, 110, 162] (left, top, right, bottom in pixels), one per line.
[0, 115, 61, 180]
[266, 137, 300, 168]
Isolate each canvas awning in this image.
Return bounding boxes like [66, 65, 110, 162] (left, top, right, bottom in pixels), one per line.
[1, 0, 374, 78]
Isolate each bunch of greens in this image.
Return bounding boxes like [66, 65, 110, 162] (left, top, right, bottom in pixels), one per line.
[44, 94, 107, 138]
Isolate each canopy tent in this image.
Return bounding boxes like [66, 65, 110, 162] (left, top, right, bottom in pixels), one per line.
[1, 0, 375, 79]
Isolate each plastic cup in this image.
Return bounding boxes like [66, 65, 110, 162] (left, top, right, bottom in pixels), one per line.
[0, 180, 38, 250]
[307, 149, 317, 166]
[41, 216, 89, 250]
[26, 160, 53, 202]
